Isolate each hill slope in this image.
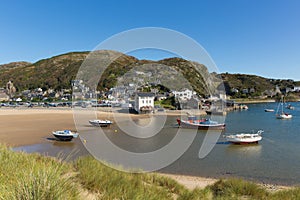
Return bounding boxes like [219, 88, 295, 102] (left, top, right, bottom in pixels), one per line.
[1, 51, 298, 97]
[0, 50, 219, 96]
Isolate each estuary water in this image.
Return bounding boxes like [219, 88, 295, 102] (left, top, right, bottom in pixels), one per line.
[14, 102, 300, 185]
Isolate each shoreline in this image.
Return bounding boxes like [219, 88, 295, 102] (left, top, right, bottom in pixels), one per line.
[231, 99, 276, 104]
[232, 98, 300, 104]
[158, 173, 293, 192]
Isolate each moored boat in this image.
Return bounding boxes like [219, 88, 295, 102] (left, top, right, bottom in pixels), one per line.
[225, 130, 263, 144]
[276, 113, 292, 119]
[276, 96, 292, 119]
[176, 116, 225, 130]
[264, 109, 275, 112]
[52, 130, 79, 141]
[89, 119, 113, 127]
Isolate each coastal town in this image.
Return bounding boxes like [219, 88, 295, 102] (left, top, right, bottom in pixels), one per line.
[1, 78, 300, 114]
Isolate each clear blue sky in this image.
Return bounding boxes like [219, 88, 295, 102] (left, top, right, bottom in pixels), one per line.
[1, 0, 300, 80]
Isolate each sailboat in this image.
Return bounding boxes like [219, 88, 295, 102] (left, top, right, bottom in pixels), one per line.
[276, 96, 292, 119]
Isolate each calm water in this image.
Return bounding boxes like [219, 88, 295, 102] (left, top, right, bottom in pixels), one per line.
[14, 102, 300, 185]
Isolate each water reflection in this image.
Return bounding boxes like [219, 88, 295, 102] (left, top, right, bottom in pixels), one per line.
[226, 144, 262, 157]
[13, 138, 89, 160]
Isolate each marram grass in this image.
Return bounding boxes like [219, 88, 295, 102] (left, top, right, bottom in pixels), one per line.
[1, 145, 300, 200]
[0, 145, 79, 200]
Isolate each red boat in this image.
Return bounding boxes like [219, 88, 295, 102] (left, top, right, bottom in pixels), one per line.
[176, 116, 225, 130]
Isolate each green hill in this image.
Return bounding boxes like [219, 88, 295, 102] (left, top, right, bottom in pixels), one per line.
[1, 51, 299, 98]
[221, 73, 300, 98]
[0, 50, 219, 96]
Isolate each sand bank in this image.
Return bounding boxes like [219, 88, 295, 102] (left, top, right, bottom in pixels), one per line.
[0, 108, 190, 147]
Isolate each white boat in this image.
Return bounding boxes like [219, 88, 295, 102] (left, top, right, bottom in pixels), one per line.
[225, 130, 263, 144]
[276, 96, 292, 119]
[265, 108, 275, 112]
[89, 119, 113, 127]
[52, 130, 79, 141]
[264, 109, 275, 112]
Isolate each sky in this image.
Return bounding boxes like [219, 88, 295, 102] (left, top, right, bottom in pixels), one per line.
[1, 0, 300, 80]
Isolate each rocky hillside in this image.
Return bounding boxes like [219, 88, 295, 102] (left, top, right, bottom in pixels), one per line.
[0, 50, 219, 96]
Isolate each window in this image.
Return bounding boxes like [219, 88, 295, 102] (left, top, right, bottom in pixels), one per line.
[142, 100, 144, 104]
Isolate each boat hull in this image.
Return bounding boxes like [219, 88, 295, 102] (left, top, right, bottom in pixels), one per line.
[264, 109, 274, 112]
[228, 141, 260, 145]
[52, 130, 78, 141]
[226, 137, 262, 144]
[276, 114, 292, 119]
[89, 120, 112, 127]
[177, 119, 225, 130]
[53, 134, 74, 141]
[225, 132, 262, 144]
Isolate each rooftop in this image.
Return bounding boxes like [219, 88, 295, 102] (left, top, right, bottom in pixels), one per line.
[136, 92, 155, 97]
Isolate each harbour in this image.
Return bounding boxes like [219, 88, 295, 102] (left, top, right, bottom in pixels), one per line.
[10, 101, 300, 186]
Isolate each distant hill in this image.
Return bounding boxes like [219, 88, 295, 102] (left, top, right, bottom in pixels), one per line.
[1, 51, 299, 98]
[221, 73, 300, 98]
[0, 52, 89, 91]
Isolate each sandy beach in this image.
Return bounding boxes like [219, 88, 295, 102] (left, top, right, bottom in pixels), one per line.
[0, 108, 292, 192]
[0, 108, 205, 147]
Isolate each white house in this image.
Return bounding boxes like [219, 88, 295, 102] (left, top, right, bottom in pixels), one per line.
[172, 89, 195, 100]
[134, 92, 155, 114]
[293, 86, 300, 92]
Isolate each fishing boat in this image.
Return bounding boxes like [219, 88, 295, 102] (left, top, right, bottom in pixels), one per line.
[276, 97, 292, 119]
[52, 130, 79, 141]
[89, 119, 113, 127]
[225, 130, 263, 144]
[176, 116, 225, 130]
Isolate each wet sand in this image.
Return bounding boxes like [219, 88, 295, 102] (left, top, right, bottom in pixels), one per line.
[0, 109, 76, 146]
